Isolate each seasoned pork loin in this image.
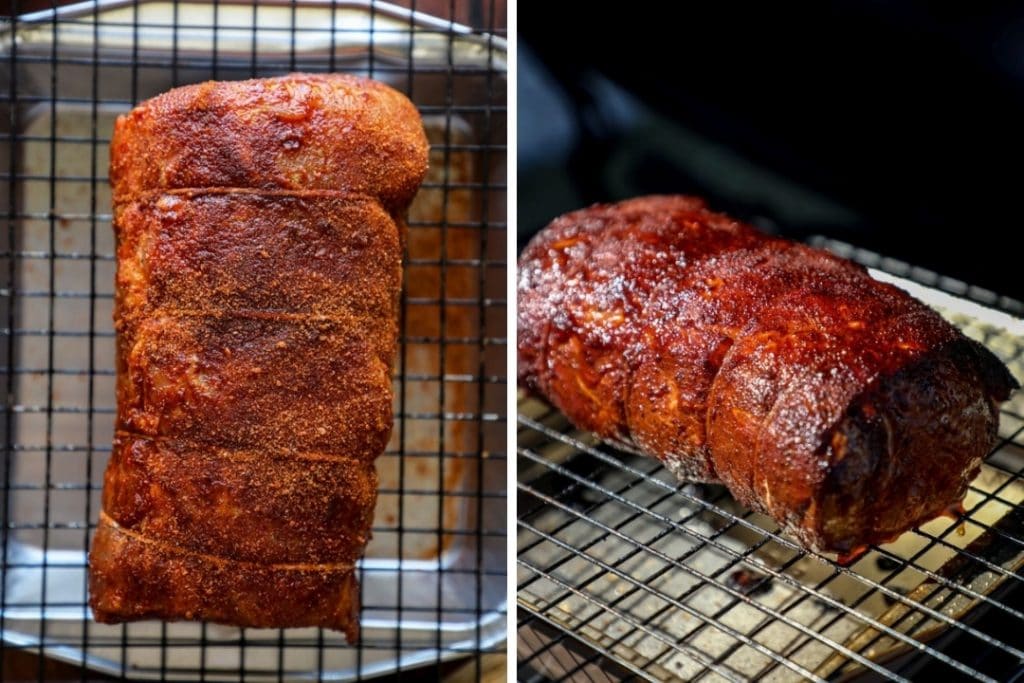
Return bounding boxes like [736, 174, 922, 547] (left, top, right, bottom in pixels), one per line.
[518, 196, 1017, 557]
[89, 74, 428, 642]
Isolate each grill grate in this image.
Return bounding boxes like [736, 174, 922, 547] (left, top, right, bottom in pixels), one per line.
[1, 1, 507, 680]
[517, 243, 1024, 682]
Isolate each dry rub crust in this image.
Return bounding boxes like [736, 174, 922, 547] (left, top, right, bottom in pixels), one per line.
[90, 518, 361, 644]
[117, 312, 393, 458]
[115, 189, 401, 321]
[518, 195, 1018, 554]
[91, 74, 428, 640]
[102, 433, 377, 565]
[109, 73, 429, 210]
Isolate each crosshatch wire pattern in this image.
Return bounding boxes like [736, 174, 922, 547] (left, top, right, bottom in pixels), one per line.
[517, 242, 1024, 682]
[1, 1, 507, 680]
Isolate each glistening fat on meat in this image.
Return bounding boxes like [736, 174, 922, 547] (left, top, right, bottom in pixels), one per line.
[517, 196, 1018, 558]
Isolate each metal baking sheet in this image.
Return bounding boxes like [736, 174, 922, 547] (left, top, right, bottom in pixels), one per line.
[1, 1, 507, 679]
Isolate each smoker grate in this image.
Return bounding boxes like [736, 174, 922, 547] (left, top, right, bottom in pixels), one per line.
[1, 0, 506, 680]
[517, 242, 1024, 682]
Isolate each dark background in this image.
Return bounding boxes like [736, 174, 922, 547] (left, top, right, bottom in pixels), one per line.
[519, 2, 1024, 302]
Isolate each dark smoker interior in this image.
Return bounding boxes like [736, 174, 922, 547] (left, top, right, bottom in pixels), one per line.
[519, 2, 1024, 302]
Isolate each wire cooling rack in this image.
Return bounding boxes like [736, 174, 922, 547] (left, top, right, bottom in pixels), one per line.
[517, 241, 1024, 682]
[1, 1, 507, 680]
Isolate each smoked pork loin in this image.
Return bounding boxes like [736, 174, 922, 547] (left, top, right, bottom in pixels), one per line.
[89, 74, 428, 642]
[518, 196, 1017, 557]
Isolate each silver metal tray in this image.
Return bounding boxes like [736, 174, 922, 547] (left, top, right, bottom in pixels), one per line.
[0, 1, 507, 679]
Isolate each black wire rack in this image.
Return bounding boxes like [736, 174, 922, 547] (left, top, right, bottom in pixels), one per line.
[517, 242, 1024, 682]
[0, 1, 507, 680]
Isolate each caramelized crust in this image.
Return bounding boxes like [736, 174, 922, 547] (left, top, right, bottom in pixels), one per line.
[109, 73, 429, 210]
[518, 196, 1018, 554]
[90, 74, 428, 640]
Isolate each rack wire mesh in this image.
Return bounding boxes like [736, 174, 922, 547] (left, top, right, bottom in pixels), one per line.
[517, 241, 1024, 682]
[0, 0, 507, 680]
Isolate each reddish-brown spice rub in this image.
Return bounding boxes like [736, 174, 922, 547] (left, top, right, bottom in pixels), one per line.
[89, 74, 428, 642]
[518, 196, 1018, 555]
[109, 74, 427, 210]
